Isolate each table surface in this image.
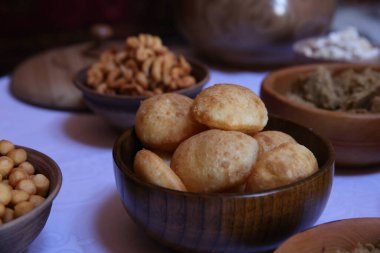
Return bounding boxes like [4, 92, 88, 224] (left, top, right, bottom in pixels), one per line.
[1, 69, 379, 253]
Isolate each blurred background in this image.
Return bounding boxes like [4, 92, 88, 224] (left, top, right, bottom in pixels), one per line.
[0, 0, 379, 75]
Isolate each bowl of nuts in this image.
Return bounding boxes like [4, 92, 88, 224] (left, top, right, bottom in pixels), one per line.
[74, 34, 210, 131]
[113, 84, 335, 253]
[0, 140, 62, 253]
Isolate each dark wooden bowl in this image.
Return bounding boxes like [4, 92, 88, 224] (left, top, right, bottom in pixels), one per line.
[275, 218, 380, 253]
[260, 63, 380, 167]
[0, 146, 62, 253]
[174, 0, 337, 67]
[74, 59, 210, 131]
[112, 115, 335, 253]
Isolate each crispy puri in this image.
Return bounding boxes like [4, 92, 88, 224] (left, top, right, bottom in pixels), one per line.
[246, 143, 318, 193]
[191, 84, 268, 134]
[134, 149, 187, 191]
[253, 130, 297, 157]
[135, 93, 206, 152]
[171, 129, 258, 193]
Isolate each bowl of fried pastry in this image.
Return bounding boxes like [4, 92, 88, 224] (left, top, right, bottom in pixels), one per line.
[74, 33, 209, 131]
[275, 217, 380, 253]
[113, 83, 335, 253]
[261, 63, 380, 167]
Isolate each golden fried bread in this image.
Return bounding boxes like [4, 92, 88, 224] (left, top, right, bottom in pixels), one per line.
[253, 130, 297, 157]
[191, 84, 268, 133]
[135, 93, 206, 152]
[134, 149, 187, 191]
[171, 129, 258, 193]
[246, 143, 318, 193]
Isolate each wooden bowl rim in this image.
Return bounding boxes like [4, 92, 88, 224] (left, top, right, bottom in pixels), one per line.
[274, 217, 380, 253]
[113, 115, 335, 198]
[262, 63, 380, 120]
[0, 146, 62, 231]
[73, 58, 210, 101]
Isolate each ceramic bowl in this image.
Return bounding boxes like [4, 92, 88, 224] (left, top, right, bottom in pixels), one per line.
[275, 217, 380, 253]
[0, 146, 62, 253]
[174, 0, 337, 67]
[260, 63, 380, 167]
[74, 59, 209, 131]
[112, 115, 335, 253]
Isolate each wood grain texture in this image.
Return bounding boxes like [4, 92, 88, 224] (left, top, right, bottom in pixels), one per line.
[275, 218, 380, 253]
[260, 63, 380, 167]
[112, 115, 335, 253]
[10, 41, 122, 111]
[0, 146, 62, 253]
[74, 59, 209, 131]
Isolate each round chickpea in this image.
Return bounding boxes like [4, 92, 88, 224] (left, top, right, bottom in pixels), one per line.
[7, 148, 27, 165]
[3, 208, 14, 223]
[18, 161, 35, 175]
[0, 140, 15, 155]
[0, 203, 5, 218]
[0, 183, 12, 205]
[31, 174, 50, 197]
[11, 190, 30, 206]
[16, 179, 37, 195]
[14, 201, 34, 218]
[9, 169, 29, 187]
[0, 156, 14, 177]
[29, 195, 45, 207]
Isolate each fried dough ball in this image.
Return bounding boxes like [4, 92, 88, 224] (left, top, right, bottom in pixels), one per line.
[134, 149, 187, 191]
[191, 84, 268, 134]
[171, 129, 259, 193]
[7, 148, 27, 165]
[135, 93, 206, 152]
[0, 140, 15, 155]
[253, 130, 297, 157]
[246, 143, 318, 193]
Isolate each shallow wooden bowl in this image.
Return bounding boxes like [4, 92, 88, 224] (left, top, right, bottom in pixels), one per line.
[261, 63, 380, 167]
[74, 59, 209, 131]
[275, 217, 380, 253]
[0, 146, 62, 253]
[112, 115, 335, 253]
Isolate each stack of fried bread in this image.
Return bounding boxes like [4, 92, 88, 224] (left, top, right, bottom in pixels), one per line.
[133, 84, 318, 193]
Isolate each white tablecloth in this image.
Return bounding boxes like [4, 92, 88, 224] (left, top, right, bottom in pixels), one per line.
[1, 71, 379, 253]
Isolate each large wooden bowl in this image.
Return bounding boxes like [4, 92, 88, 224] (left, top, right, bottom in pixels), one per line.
[113, 115, 335, 253]
[74, 59, 209, 131]
[275, 218, 380, 253]
[261, 63, 380, 167]
[0, 146, 62, 253]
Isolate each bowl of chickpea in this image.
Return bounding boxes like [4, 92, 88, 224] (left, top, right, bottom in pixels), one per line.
[0, 140, 62, 253]
[74, 33, 210, 132]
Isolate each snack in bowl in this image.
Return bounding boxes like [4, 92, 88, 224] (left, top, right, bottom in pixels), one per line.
[0, 140, 50, 224]
[86, 33, 197, 96]
[0, 139, 62, 253]
[171, 129, 259, 193]
[191, 83, 268, 134]
[129, 83, 319, 194]
[135, 93, 206, 152]
[253, 130, 297, 158]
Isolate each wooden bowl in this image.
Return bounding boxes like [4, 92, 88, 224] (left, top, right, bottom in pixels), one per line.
[174, 0, 337, 67]
[0, 146, 62, 253]
[275, 218, 380, 253]
[112, 115, 335, 253]
[260, 63, 380, 167]
[74, 59, 210, 131]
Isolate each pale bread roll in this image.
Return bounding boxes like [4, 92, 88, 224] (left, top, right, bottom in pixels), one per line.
[246, 143, 318, 193]
[135, 93, 206, 152]
[171, 129, 259, 193]
[191, 84, 268, 134]
[134, 149, 187, 191]
[253, 130, 297, 157]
